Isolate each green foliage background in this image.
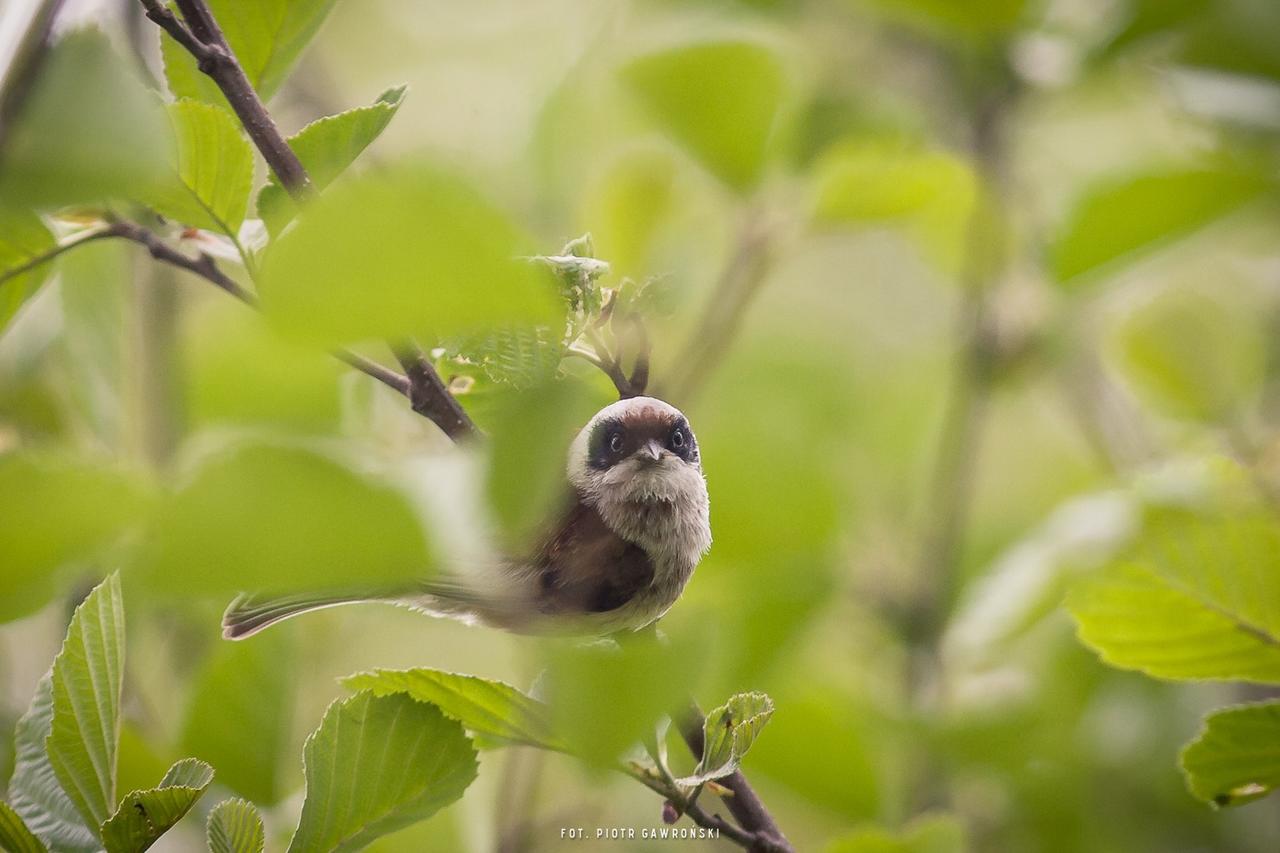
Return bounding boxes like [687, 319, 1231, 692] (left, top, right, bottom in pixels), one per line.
[3, 0, 1280, 850]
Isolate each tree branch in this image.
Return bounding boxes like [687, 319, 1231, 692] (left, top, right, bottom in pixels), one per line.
[393, 343, 478, 441]
[138, 0, 312, 198]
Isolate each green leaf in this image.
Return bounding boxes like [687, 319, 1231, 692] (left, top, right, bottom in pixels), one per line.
[162, 0, 339, 103]
[258, 86, 408, 238]
[543, 628, 708, 767]
[146, 100, 255, 236]
[100, 759, 214, 853]
[621, 40, 786, 191]
[0, 210, 56, 333]
[810, 140, 978, 274]
[1049, 167, 1270, 283]
[47, 573, 126, 831]
[484, 380, 594, 549]
[0, 802, 48, 853]
[864, 0, 1029, 39]
[259, 164, 560, 346]
[1180, 701, 1280, 807]
[1068, 511, 1280, 683]
[679, 692, 774, 786]
[181, 632, 295, 804]
[341, 668, 562, 750]
[207, 799, 265, 853]
[828, 813, 966, 853]
[7, 676, 97, 853]
[1110, 286, 1264, 423]
[287, 692, 478, 853]
[0, 454, 149, 623]
[578, 147, 677, 280]
[0, 30, 168, 209]
[185, 302, 343, 432]
[139, 442, 432, 597]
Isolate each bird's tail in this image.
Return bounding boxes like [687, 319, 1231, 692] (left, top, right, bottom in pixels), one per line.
[222, 591, 389, 639]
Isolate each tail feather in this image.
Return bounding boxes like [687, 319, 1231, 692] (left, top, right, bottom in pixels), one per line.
[222, 592, 382, 639]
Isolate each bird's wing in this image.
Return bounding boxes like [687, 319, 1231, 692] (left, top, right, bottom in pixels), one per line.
[532, 495, 655, 615]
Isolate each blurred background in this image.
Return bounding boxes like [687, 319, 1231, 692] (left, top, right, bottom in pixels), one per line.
[2, 0, 1280, 850]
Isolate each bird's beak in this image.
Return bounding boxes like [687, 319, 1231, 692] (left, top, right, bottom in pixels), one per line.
[639, 440, 664, 463]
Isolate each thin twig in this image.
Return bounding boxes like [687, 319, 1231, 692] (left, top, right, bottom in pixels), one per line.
[104, 221, 411, 397]
[621, 763, 761, 850]
[0, 0, 66, 144]
[675, 704, 793, 852]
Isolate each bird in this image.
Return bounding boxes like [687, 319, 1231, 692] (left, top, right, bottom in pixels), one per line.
[222, 395, 712, 639]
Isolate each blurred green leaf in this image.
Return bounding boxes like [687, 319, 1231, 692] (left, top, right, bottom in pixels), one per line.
[0, 29, 167, 209]
[1068, 511, 1280, 683]
[0, 454, 149, 623]
[47, 574, 125, 831]
[678, 692, 773, 785]
[207, 799, 265, 853]
[621, 40, 786, 191]
[259, 164, 560, 346]
[579, 148, 677, 279]
[341, 668, 562, 750]
[1049, 167, 1270, 283]
[257, 85, 407, 238]
[0, 210, 55, 333]
[100, 758, 213, 853]
[287, 692, 478, 853]
[484, 380, 593, 549]
[1105, 0, 1280, 82]
[7, 676, 97, 853]
[185, 303, 343, 431]
[543, 628, 707, 767]
[1180, 701, 1280, 807]
[811, 140, 978, 273]
[162, 0, 339, 103]
[748, 682, 884, 820]
[181, 632, 295, 804]
[145, 100, 254, 236]
[139, 442, 432, 597]
[865, 0, 1030, 39]
[828, 813, 966, 853]
[0, 802, 47, 853]
[1111, 286, 1264, 422]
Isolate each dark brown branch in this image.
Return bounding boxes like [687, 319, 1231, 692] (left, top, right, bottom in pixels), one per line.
[139, 0, 312, 199]
[623, 762, 761, 850]
[676, 704, 793, 852]
[393, 344, 478, 441]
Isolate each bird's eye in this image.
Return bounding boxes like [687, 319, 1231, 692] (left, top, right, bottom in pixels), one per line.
[609, 433, 624, 453]
[671, 429, 685, 449]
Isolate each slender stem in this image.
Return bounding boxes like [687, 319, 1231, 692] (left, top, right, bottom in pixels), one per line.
[661, 211, 774, 404]
[0, 0, 66, 142]
[621, 763, 760, 849]
[0, 224, 116, 286]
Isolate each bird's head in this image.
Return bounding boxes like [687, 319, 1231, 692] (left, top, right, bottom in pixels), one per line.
[567, 396, 704, 505]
